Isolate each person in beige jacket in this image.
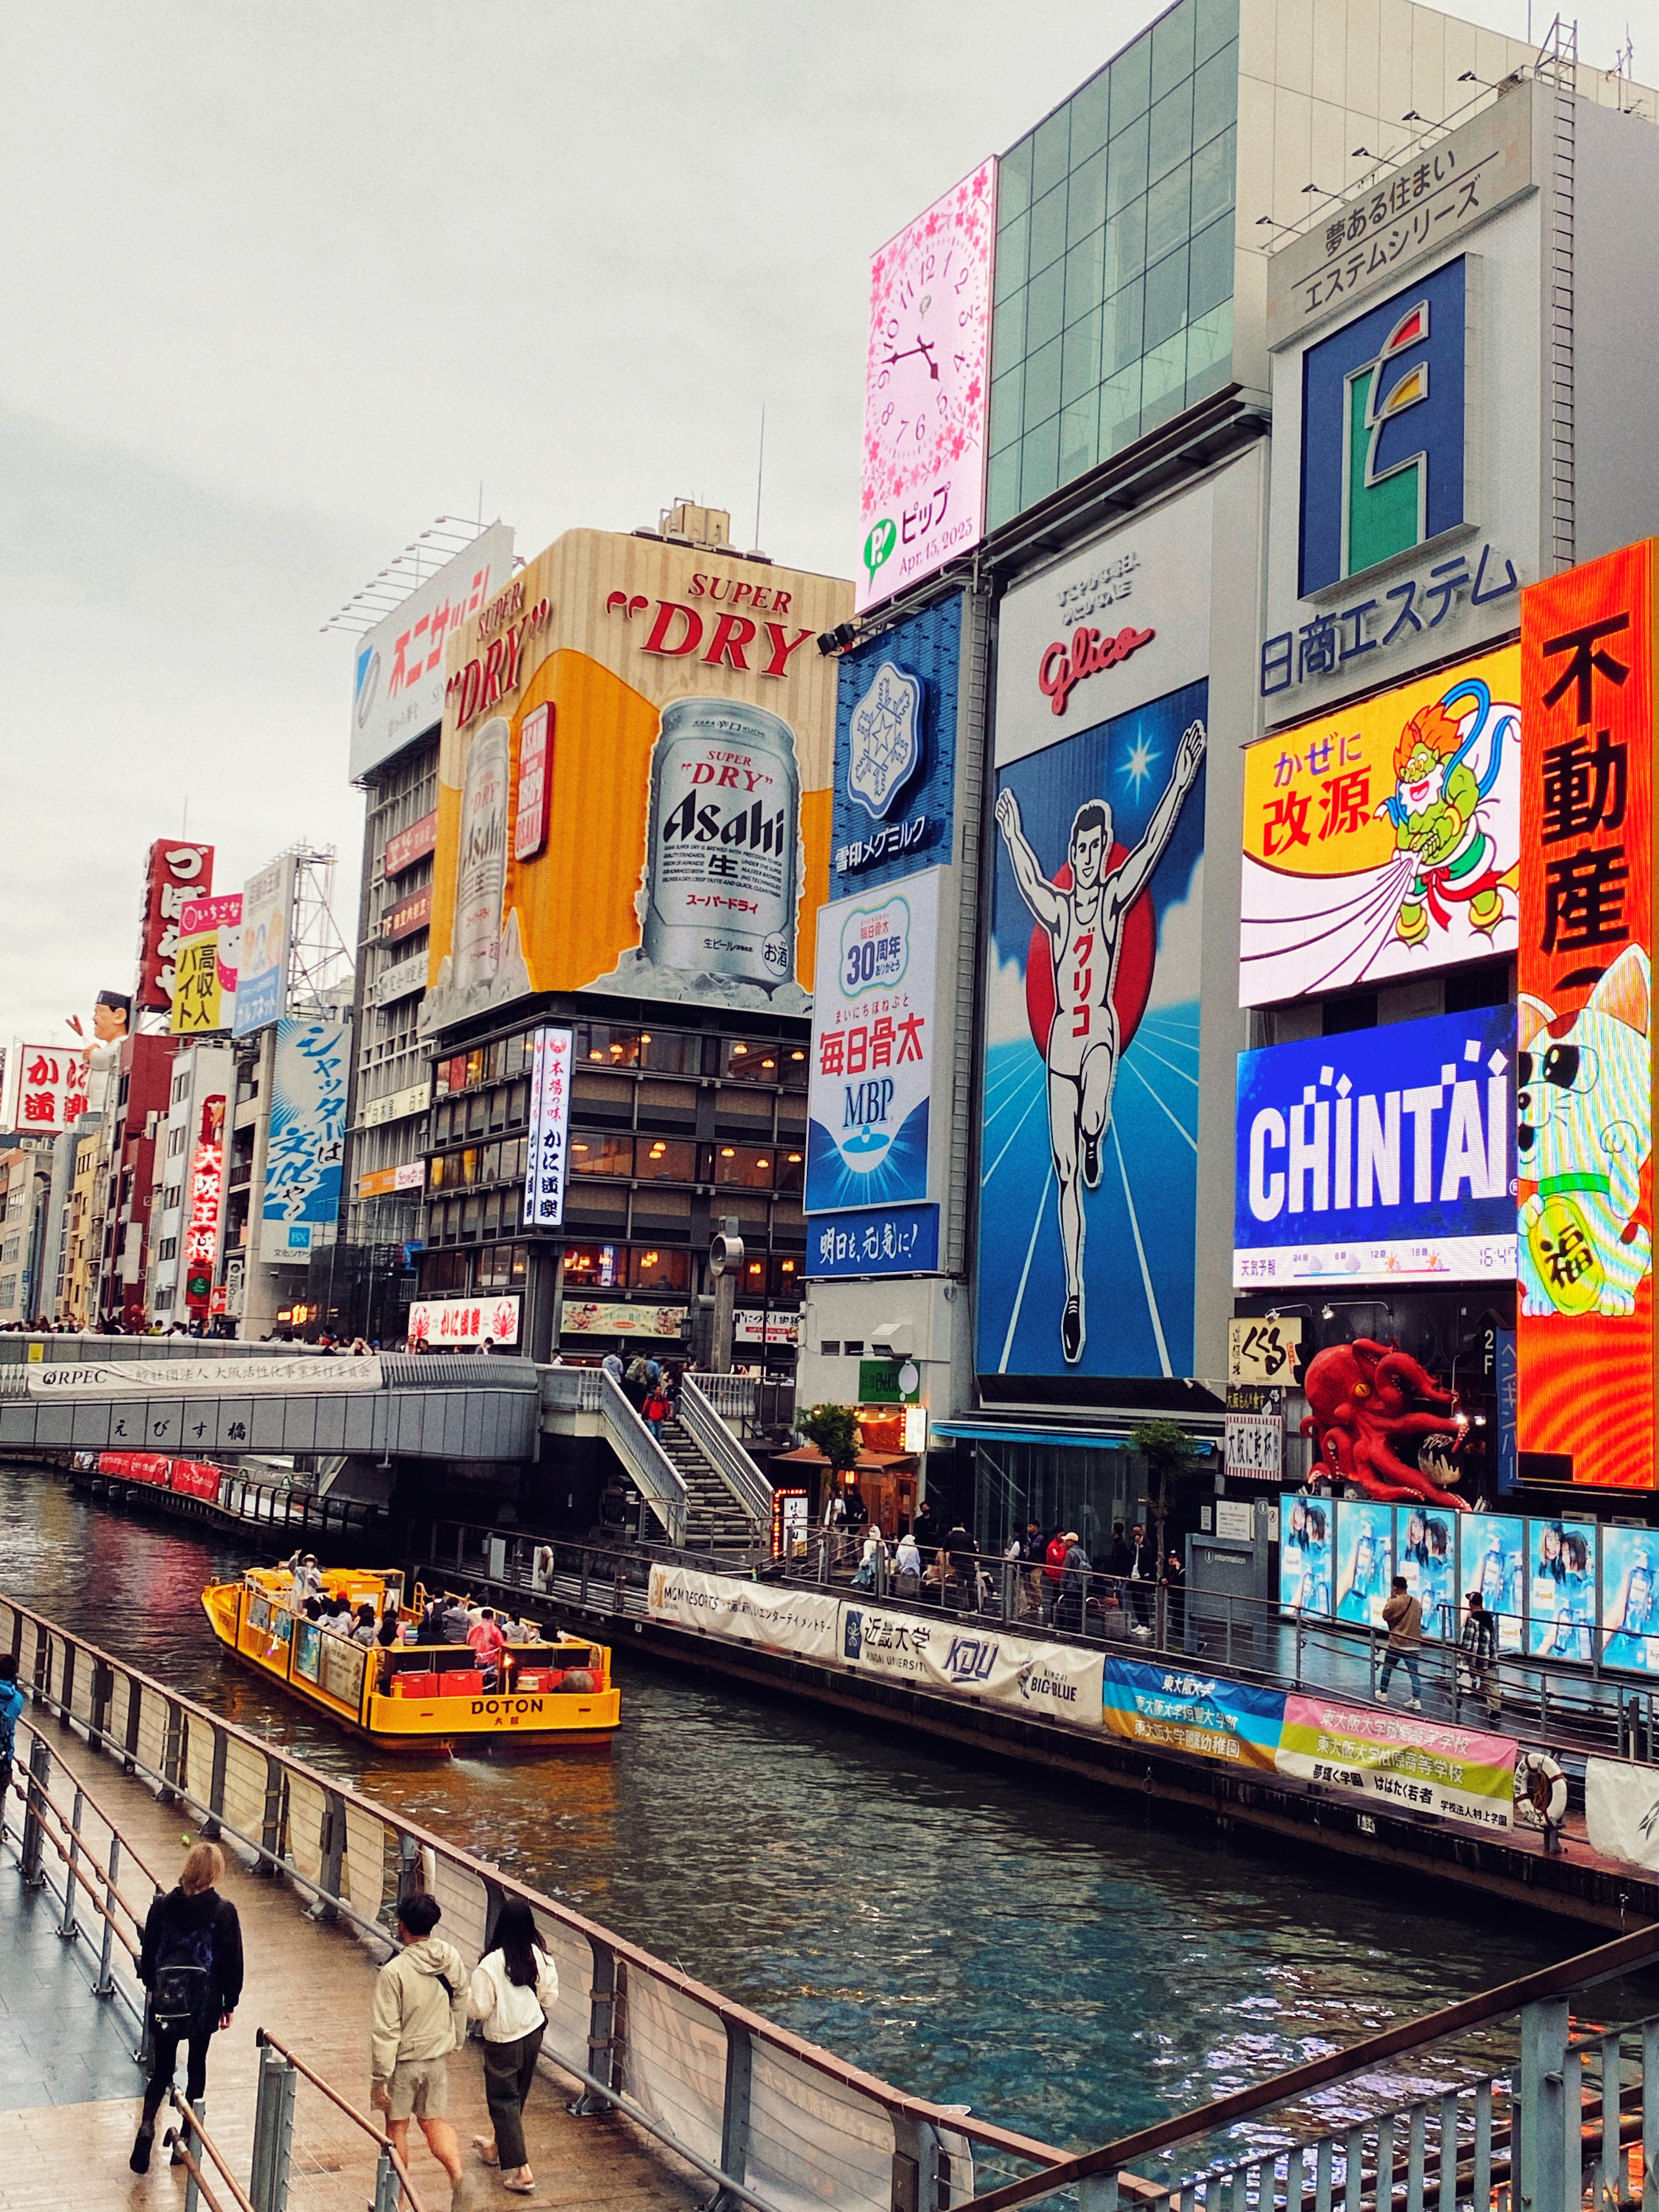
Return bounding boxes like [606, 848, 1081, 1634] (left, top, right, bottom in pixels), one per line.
[1378, 1575, 1424, 1711]
[369, 1892, 472, 2211]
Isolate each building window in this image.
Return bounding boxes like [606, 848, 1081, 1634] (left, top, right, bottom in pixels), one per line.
[569, 1133, 634, 1178]
[712, 1144, 786, 1190]
[157, 1237, 178, 1261]
[720, 1038, 787, 1084]
[635, 1138, 697, 1183]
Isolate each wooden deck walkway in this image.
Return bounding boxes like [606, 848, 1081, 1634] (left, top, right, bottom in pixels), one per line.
[0, 1717, 703, 2212]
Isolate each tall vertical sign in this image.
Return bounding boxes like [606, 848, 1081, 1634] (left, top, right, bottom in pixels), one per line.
[1518, 540, 1656, 1489]
[523, 1026, 573, 1230]
[184, 1096, 227, 1313]
[135, 842, 215, 1014]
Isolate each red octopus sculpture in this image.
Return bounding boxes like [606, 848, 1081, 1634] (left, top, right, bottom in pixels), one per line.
[1300, 1338, 1468, 1511]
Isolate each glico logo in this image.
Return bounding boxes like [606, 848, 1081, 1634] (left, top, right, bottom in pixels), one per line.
[1298, 256, 1468, 597]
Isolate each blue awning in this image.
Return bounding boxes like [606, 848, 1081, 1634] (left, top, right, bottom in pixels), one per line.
[932, 1421, 1216, 1454]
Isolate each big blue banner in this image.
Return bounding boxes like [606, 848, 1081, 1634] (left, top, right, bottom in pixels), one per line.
[1234, 1003, 1516, 1289]
[806, 1202, 939, 1279]
[977, 679, 1207, 1378]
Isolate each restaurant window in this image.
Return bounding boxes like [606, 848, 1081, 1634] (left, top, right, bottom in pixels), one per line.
[780, 1047, 809, 1092]
[461, 1147, 480, 1187]
[635, 1137, 696, 1183]
[577, 1023, 643, 1069]
[563, 1243, 625, 1289]
[465, 1049, 486, 1089]
[629, 1246, 692, 1292]
[775, 1147, 805, 1193]
[569, 1133, 633, 1177]
[507, 1078, 528, 1125]
[720, 1037, 782, 1082]
[641, 1029, 702, 1075]
[770, 1254, 803, 1298]
[712, 1143, 778, 1189]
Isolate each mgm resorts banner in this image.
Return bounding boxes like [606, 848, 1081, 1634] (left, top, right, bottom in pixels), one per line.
[646, 1566, 843, 1662]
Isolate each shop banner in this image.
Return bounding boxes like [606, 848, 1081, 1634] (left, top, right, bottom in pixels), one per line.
[1585, 1757, 1659, 1871]
[1102, 1656, 1286, 1769]
[646, 1567, 843, 1662]
[407, 1294, 520, 1348]
[561, 1301, 684, 1339]
[29, 1359, 383, 1396]
[1276, 1694, 1514, 1829]
[839, 1608, 1104, 1729]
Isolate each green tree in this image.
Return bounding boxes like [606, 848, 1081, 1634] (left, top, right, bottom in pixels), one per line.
[1130, 1418, 1196, 1566]
[798, 1402, 860, 1474]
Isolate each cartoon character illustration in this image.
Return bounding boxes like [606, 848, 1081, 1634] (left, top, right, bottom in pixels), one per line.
[1379, 680, 1511, 946]
[993, 718, 1206, 1364]
[1517, 943, 1652, 1319]
[1300, 1338, 1468, 1509]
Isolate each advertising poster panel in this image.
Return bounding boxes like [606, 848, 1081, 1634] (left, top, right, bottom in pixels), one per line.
[1333, 1498, 1393, 1629]
[1279, 1494, 1334, 1615]
[1276, 1696, 1515, 1829]
[135, 841, 215, 1014]
[562, 1302, 685, 1339]
[183, 1096, 226, 1311]
[833, 598, 961, 895]
[406, 1294, 521, 1348]
[839, 1607, 1104, 1728]
[646, 1566, 843, 1661]
[1398, 1502, 1456, 1641]
[421, 532, 850, 1039]
[1528, 1520, 1596, 1661]
[806, 869, 938, 1219]
[261, 1018, 346, 1261]
[1239, 645, 1521, 1005]
[1517, 541, 1656, 1491]
[855, 160, 995, 616]
[3, 1043, 89, 1136]
[171, 894, 242, 1035]
[349, 524, 512, 782]
[235, 857, 296, 1036]
[1234, 1006, 1516, 1288]
[1601, 1525, 1659, 1674]
[1458, 1512, 1525, 1652]
[1101, 1657, 1286, 1770]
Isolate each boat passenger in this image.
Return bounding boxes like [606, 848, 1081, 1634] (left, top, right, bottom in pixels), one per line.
[352, 1604, 379, 1649]
[414, 1601, 444, 1646]
[469, 1610, 506, 1677]
[441, 1595, 473, 1645]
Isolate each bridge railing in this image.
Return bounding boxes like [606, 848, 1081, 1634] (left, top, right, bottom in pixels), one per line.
[0, 1594, 1062, 2211]
[678, 1374, 773, 1531]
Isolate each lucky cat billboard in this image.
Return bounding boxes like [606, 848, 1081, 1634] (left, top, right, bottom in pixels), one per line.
[1517, 542, 1656, 1491]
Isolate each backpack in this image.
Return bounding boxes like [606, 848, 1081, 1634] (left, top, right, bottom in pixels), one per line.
[152, 1909, 218, 2032]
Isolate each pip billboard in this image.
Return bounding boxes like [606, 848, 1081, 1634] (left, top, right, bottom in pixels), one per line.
[832, 596, 961, 895]
[1233, 1005, 1516, 1288]
[1517, 541, 1656, 1491]
[261, 1018, 346, 1262]
[855, 160, 995, 616]
[977, 681, 1206, 1376]
[1239, 646, 1522, 1006]
[420, 531, 850, 1039]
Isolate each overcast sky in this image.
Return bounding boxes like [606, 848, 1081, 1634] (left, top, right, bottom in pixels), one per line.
[0, 0, 1640, 1049]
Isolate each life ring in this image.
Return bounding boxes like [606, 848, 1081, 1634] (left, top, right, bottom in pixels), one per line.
[1515, 1750, 1568, 1829]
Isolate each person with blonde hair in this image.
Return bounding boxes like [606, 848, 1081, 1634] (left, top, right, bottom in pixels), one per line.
[131, 1840, 243, 2174]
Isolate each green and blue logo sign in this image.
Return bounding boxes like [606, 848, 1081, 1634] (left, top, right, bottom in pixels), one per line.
[1299, 257, 1467, 597]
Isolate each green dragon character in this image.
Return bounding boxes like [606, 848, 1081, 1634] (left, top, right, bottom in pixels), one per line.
[1383, 692, 1505, 947]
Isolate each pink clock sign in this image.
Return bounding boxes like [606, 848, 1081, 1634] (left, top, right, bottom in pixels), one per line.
[856, 156, 997, 617]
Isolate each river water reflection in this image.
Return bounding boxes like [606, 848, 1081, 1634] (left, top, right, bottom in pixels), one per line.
[0, 1467, 1568, 2153]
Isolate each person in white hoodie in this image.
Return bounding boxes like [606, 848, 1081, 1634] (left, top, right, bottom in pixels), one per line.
[369, 1892, 471, 2211]
[467, 1898, 558, 2195]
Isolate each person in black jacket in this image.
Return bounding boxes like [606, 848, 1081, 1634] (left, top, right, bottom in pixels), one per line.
[131, 1841, 244, 2174]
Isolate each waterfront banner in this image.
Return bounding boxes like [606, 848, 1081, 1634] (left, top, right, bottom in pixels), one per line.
[1275, 1694, 1515, 1829]
[26, 1358, 383, 1396]
[1585, 1757, 1659, 1871]
[646, 1567, 843, 1662]
[839, 1608, 1104, 1728]
[1101, 1656, 1286, 1770]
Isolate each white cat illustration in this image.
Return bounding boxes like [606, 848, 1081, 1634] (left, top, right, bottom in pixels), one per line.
[1517, 944, 1652, 1318]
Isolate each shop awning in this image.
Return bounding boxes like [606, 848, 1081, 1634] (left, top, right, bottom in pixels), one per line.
[932, 1421, 1216, 1454]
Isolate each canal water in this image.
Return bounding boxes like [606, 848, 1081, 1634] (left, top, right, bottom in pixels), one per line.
[0, 1466, 1570, 2155]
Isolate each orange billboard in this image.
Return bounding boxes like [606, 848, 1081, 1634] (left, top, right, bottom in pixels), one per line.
[1518, 540, 1657, 1489]
[418, 529, 851, 1039]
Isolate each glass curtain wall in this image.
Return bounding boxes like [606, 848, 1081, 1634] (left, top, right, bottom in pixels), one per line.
[988, 0, 1239, 530]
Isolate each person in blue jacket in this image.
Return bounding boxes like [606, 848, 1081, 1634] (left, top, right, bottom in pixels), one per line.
[0, 1655, 24, 1837]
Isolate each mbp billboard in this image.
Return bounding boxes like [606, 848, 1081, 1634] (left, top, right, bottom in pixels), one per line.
[855, 160, 995, 616]
[349, 524, 512, 782]
[1234, 1005, 1517, 1288]
[261, 1018, 346, 1262]
[1239, 646, 1522, 1006]
[1517, 540, 1656, 1491]
[832, 596, 962, 895]
[420, 531, 851, 1040]
[979, 484, 1211, 1379]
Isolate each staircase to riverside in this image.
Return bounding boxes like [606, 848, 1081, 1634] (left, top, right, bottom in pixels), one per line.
[654, 1414, 760, 1550]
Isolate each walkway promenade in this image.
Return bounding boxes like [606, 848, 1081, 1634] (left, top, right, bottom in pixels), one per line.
[0, 1720, 703, 2211]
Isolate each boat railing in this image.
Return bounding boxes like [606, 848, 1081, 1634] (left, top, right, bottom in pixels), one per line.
[0, 1593, 1064, 2209]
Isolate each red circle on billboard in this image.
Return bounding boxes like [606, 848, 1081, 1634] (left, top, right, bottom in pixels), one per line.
[1024, 855, 1156, 1057]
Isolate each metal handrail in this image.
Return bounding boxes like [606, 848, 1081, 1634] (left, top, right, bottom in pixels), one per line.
[687, 1369, 757, 1420]
[599, 1372, 689, 1545]
[678, 1373, 772, 1528]
[163, 2087, 258, 2212]
[253, 2030, 430, 2212]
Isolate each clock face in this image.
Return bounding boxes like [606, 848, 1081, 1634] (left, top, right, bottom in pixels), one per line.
[857, 156, 997, 614]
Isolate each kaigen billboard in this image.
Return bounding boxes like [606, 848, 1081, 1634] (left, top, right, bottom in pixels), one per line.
[806, 869, 938, 1217]
[1234, 1004, 1516, 1287]
[977, 681, 1206, 1376]
[1517, 540, 1655, 1491]
[1239, 646, 1522, 1006]
[261, 1018, 346, 1262]
[855, 159, 995, 616]
[420, 531, 850, 1037]
[832, 596, 961, 894]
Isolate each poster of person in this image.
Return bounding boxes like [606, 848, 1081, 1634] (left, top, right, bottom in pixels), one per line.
[1530, 1520, 1596, 1662]
[1240, 646, 1521, 1006]
[1601, 1526, 1659, 1675]
[1398, 1503, 1455, 1641]
[1333, 1500, 1393, 1630]
[1458, 1513, 1526, 1653]
[977, 680, 1207, 1377]
[1278, 1494, 1333, 1618]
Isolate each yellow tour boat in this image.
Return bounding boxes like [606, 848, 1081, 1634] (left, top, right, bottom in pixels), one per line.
[201, 1565, 620, 1754]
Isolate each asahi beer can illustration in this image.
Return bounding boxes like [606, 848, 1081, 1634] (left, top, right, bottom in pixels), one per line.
[454, 716, 510, 991]
[640, 697, 801, 989]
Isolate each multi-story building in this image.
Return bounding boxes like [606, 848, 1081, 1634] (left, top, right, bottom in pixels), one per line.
[0, 1143, 54, 1325]
[145, 1042, 233, 1329]
[59, 1126, 104, 1329]
[87, 1032, 177, 1332]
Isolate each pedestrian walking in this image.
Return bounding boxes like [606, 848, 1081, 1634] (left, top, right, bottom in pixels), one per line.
[1019, 1521, 1045, 1619]
[1458, 1589, 1502, 1720]
[467, 1898, 559, 2196]
[369, 1891, 471, 2211]
[0, 1654, 22, 1837]
[642, 1384, 669, 1441]
[943, 1519, 978, 1612]
[130, 1842, 244, 2174]
[1125, 1523, 1157, 1629]
[853, 1526, 888, 1592]
[1059, 1531, 1090, 1633]
[1378, 1575, 1424, 1709]
[1042, 1528, 1069, 1625]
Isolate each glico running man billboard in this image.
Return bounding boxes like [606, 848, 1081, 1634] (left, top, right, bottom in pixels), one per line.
[420, 530, 851, 1037]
